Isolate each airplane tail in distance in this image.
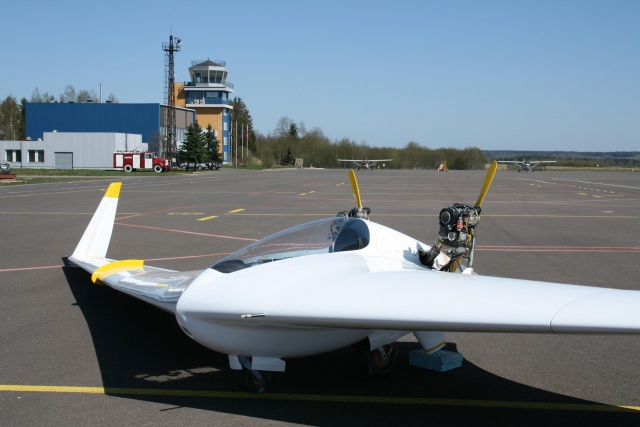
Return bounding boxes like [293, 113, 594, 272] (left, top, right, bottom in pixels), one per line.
[71, 182, 121, 262]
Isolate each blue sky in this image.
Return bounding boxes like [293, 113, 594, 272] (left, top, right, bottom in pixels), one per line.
[2, 0, 638, 151]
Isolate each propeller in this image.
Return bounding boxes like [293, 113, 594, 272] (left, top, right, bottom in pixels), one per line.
[349, 170, 363, 210]
[475, 160, 498, 210]
[337, 170, 370, 219]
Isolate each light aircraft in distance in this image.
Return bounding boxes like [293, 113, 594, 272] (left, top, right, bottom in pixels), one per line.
[497, 159, 556, 172]
[69, 163, 640, 393]
[337, 158, 392, 170]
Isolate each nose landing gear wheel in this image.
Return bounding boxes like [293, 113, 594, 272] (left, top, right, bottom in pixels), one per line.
[241, 368, 272, 393]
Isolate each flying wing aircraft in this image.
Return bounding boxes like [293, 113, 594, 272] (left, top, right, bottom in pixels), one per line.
[337, 158, 392, 170]
[69, 163, 640, 393]
[497, 159, 556, 172]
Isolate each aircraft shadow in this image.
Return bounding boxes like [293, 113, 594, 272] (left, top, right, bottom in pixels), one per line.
[63, 262, 639, 426]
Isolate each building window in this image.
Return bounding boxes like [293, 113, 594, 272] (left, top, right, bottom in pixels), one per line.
[223, 121, 228, 131]
[223, 136, 227, 146]
[28, 150, 45, 163]
[205, 92, 219, 99]
[6, 150, 21, 162]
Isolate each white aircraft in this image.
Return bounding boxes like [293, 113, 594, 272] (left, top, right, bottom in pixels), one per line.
[69, 163, 640, 393]
[338, 158, 392, 171]
[497, 159, 556, 172]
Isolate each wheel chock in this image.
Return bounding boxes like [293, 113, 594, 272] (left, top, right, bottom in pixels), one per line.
[409, 349, 463, 372]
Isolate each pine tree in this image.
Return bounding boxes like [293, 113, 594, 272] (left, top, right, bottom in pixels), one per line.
[205, 124, 221, 164]
[180, 122, 207, 163]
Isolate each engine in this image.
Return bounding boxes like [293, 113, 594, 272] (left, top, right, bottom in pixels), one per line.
[437, 203, 480, 246]
[420, 203, 481, 270]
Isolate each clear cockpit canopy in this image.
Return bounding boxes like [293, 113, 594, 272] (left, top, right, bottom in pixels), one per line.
[211, 217, 370, 273]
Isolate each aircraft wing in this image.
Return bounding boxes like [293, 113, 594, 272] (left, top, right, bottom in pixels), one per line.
[530, 161, 556, 166]
[182, 254, 640, 334]
[69, 183, 201, 314]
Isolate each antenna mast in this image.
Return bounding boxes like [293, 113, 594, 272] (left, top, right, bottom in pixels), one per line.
[162, 34, 181, 164]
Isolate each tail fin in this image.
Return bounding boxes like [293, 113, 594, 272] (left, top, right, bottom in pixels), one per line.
[71, 182, 122, 262]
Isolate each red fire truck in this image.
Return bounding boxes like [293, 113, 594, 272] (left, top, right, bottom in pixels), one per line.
[113, 151, 169, 173]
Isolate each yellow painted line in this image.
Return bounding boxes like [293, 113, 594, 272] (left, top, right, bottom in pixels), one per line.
[228, 209, 245, 213]
[0, 385, 637, 412]
[299, 193, 307, 196]
[91, 259, 144, 283]
[592, 195, 603, 198]
[198, 215, 219, 221]
[308, 191, 316, 194]
[578, 193, 588, 196]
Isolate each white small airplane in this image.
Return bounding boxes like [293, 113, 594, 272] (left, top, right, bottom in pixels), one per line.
[338, 158, 392, 171]
[497, 159, 556, 172]
[69, 163, 640, 393]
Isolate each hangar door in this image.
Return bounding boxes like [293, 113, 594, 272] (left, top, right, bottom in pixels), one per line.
[55, 152, 73, 169]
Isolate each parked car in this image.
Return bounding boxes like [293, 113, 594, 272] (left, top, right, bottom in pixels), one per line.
[180, 162, 222, 171]
[0, 161, 12, 174]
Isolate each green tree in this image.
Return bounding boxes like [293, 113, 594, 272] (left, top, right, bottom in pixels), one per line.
[204, 124, 221, 164]
[288, 123, 298, 140]
[0, 96, 21, 140]
[230, 97, 256, 153]
[179, 122, 207, 163]
[282, 146, 294, 166]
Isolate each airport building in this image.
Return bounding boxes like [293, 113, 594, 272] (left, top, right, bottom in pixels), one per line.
[25, 103, 195, 152]
[1, 132, 145, 170]
[8, 56, 235, 169]
[172, 59, 234, 163]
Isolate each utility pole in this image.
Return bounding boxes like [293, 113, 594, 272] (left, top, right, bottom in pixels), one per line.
[162, 34, 181, 165]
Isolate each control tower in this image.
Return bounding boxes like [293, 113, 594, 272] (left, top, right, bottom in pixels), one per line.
[173, 59, 234, 163]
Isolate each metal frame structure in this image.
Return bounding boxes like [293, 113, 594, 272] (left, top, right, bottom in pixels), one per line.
[162, 35, 181, 162]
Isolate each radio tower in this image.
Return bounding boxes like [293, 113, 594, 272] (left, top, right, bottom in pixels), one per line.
[162, 34, 181, 164]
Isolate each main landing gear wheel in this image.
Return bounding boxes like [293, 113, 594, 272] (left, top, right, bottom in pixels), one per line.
[368, 344, 397, 376]
[241, 368, 272, 393]
[354, 340, 398, 377]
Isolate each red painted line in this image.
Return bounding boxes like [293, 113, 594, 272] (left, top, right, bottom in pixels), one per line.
[0, 265, 61, 273]
[477, 246, 640, 253]
[480, 245, 640, 250]
[0, 254, 233, 274]
[117, 223, 258, 242]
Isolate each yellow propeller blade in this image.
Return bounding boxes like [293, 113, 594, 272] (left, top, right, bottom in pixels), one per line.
[475, 160, 498, 208]
[349, 170, 363, 209]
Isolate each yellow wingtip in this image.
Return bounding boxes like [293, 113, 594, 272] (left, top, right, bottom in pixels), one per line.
[104, 182, 122, 199]
[91, 259, 144, 283]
